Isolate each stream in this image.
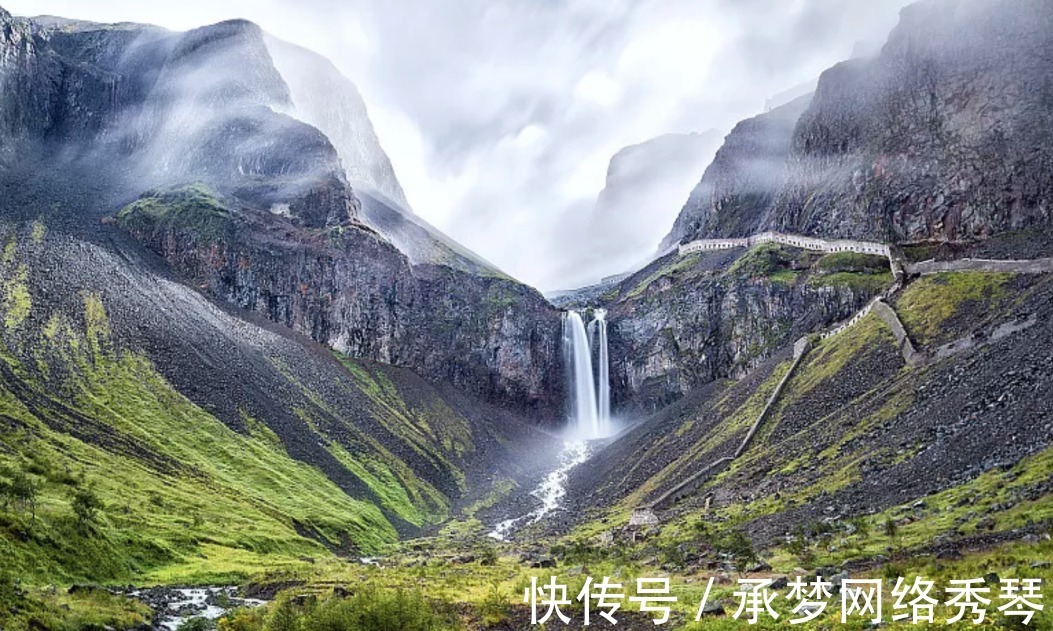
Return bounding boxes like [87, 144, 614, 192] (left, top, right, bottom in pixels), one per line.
[125, 586, 267, 630]
[488, 440, 590, 541]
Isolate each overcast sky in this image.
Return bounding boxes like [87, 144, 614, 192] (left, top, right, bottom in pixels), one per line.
[8, 0, 912, 291]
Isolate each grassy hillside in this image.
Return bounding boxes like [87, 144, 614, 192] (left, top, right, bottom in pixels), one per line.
[0, 221, 524, 587]
[568, 269, 1053, 569]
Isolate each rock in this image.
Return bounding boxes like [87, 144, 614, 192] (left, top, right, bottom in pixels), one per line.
[748, 561, 773, 573]
[830, 571, 850, 593]
[698, 600, 725, 617]
[531, 557, 556, 569]
[769, 575, 789, 590]
[983, 573, 1000, 586]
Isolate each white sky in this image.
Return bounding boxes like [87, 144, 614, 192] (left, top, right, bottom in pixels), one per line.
[5, 0, 912, 291]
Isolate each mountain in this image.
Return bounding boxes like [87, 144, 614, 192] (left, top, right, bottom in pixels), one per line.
[554, 0, 1053, 553]
[588, 131, 722, 264]
[4, 0, 1053, 627]
[663, 0, 1053, 254]
[1, 11, 563, 416]
[0, 6, 566, 581]
[767, 0, 1053, 244]
[265, 34, 509, 279]
[264, 35, 410, 211]
[658, 96, 812, 250]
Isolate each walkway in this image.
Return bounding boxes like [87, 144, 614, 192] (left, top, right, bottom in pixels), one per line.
[631, 237, 1053, 520]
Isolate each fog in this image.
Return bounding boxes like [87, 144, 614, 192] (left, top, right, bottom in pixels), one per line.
[7, 0, 913, 290]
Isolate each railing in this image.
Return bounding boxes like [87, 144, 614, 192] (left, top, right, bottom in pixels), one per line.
[678, 232, 891, 259]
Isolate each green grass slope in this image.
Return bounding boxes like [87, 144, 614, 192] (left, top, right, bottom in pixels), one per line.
[0, 221, 523, 586]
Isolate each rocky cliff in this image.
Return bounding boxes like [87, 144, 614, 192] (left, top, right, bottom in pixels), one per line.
[116, 186, 562, 416]
[663, 0, 1053, 253]
[768, 0, 1053, 244]
[0, 9, 564, 418]
[594, 246, 889, 412]
[658, 97, 811, 250]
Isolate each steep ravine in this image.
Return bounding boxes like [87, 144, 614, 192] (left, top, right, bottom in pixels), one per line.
[575, 246, 890, 413]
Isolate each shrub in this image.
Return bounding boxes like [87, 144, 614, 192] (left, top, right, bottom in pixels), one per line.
[178, 617, 216, 631]
[235, 589, 461, 631]
[302, 588, 458, 631]
[70, 483, 104, 533]
[711, 529, 758, 572]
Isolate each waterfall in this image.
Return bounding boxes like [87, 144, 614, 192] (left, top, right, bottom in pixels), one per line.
[594, 309, 610, 428]
[564, 311, 599, 437]
[563, 310, 612, 438]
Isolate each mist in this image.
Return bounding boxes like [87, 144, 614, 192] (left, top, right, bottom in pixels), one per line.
[7, 0, 915, 290]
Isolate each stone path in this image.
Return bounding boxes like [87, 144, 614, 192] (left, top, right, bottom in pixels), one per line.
[633, 237, 1053, 519]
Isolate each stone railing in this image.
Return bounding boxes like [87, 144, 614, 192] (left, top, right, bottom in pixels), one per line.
[819, 298, 880, 341]
[643, 336, 812, 512]
[904, 257, 1053, 276]
[679, 232, 891, 259]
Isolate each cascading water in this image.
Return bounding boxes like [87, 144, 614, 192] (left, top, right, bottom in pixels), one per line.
[486, 310, 614, 541]
[564, 311, 599, 438]
[563, 310, 612, 439]
[594, 309, 610, 429]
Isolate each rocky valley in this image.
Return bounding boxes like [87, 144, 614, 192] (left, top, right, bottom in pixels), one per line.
[1, 0, 1053, 629]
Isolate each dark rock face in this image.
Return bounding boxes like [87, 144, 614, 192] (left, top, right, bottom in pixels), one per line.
[664, 0, 1053, 251]
[569, 246, 885, 414]
[0, 10, 565, 419]
[659, 98, 811, 250]
[768, 0, 1053, 243]
[604, 252, 873, 413]
[118, 188, 564, 418]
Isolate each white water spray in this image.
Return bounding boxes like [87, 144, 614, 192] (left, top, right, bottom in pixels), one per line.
[487, 440, 590, 541]
[563, 310, 612, 439]
[595, 309, 610, 428]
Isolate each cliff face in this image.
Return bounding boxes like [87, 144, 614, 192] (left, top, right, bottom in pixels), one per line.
[586, 247, 887, 413]
[658, 98, 811, 250]
[116, 187, 563, 416]
[664, 0, 1053, 251]
[768, 0, 1053, 242]
[265, 35, 411, 211]
[0, 10, 564, 418]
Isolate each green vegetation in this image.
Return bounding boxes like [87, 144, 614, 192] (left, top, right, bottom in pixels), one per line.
[626, 253, 703, 299]
[30, 220, 46, 244]
[1, 236, 31, 330]
[809, 270, 892, 293]
[809, 252, 893, 293]
[0, 580, 151, 631]
[815, 251, 890, 274]
[0, 288, 419, 588]
[220, 588, 460, 631]
[727, 243, 806, 281]
[117, 184, 234, 241]
[896, 272, 1011, 344]
[782, 314, 895, 401]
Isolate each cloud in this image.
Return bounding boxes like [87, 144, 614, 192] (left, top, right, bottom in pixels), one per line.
[6, 0, 914, 290]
